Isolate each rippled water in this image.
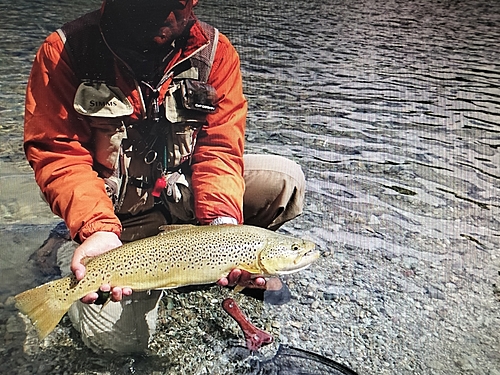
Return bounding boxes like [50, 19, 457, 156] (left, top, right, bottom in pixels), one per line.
[1, 0, 499, 374]
[203, 0, 500, 293]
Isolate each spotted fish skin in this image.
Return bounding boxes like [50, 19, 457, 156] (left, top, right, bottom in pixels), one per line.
[15, 225, 318, 340]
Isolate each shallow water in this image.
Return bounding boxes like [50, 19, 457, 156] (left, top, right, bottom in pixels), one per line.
[0, 0, 499, 374]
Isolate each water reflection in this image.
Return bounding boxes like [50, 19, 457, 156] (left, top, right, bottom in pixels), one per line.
[1, 0, 499, 374]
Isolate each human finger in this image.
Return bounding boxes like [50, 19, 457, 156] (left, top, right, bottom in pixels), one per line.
[72, 263, 86, 281]
[217, 277, 229, 287]
[70, 246, 88, 281]
[218, 269, 267, 289]
[227, 268, 243, 285]
[252, 277, 266, 288]
[81, 284, 111, 305]
[217, 268, 241, 286]
[81, 292, 99, 304]
[111, 287, 123, 302]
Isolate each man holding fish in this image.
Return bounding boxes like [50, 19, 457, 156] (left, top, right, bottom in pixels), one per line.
[23, 0, 306, 352]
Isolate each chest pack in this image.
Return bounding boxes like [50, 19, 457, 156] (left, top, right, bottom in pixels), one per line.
[57, 11, 219, 219]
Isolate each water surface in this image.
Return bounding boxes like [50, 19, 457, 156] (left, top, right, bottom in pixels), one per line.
[0, 0, 499, 374]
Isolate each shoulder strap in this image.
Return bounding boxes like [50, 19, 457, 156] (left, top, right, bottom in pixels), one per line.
[190, 21, 219, 83]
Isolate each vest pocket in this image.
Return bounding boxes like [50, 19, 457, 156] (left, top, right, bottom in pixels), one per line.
[90, 119, 127, 172]
[74, 82, 133, 117]
[115, 127, 162, 216]
[165, 124, 198, 168]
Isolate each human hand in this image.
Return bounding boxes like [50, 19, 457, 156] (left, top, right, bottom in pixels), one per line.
[210, 219, 262, 288]
[217, 269, 266, 290]
[70, 231, 132, 304]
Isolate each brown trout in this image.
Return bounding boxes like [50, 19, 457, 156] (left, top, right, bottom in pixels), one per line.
[15, 225, 318, 340]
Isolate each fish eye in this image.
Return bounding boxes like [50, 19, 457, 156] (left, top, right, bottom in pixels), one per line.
[292, 244, 300, 251]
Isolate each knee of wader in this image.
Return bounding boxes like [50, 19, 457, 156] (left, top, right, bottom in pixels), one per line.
[243, 155, 306, 229]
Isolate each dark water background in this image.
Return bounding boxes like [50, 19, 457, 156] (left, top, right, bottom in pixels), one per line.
[0, 0, 499, 374]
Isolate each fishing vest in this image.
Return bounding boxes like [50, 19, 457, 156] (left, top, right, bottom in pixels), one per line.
[57, 11, 219, 219]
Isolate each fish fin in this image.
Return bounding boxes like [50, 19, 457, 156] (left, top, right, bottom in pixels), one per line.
[158, 224, 196, 234]
[237, 266, 263, 275]
[233, 285, 245, 293]
[14, 279, 72, 340]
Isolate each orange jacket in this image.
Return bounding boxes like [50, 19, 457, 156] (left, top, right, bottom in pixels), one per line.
[24, 15, 247, 242]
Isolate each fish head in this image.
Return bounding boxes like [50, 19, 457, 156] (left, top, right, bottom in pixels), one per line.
[258, 236, 319, 275]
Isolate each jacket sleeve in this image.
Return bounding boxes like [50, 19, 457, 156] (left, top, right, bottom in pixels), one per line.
[190, 33, 247, 224]
[24, 32, 122, 241]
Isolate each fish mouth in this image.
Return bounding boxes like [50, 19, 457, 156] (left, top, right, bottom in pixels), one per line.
[275, 248, 320, 275]
[292, 248, 319, 266]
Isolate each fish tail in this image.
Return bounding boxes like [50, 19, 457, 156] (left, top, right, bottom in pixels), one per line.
[14, 280, 73, 340]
